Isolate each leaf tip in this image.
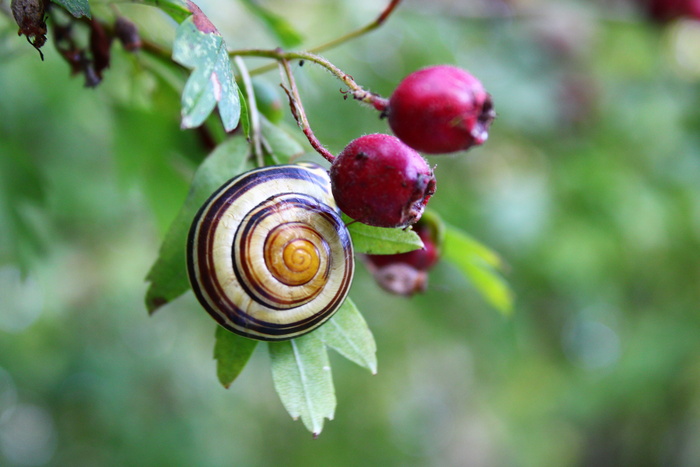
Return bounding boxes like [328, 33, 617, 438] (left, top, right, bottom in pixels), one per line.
[186, 0, 220, 34]
[180, 115, 194, 130]
[146, 295, 169, 315]
[499, 301, 516, 317]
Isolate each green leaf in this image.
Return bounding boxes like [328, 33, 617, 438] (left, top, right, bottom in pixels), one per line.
[133, 0, 190, 23]
[214, 326, 258, 388]
[253, 79, 284, 123]
[318, 298, 377, 374]
[419, 209, 447, 249]
[446, 223, 503, 270]
[345, 215, 424, 255]
[172, 15, 240, 131]
[260, 117, 304, 165]
[0, 141, 48, 270]
[442, 225, 514, 315]
[144, 135, 252, 313]
[50, 0, 91, 18]
[269, 333, 335, 437]
[112, 106, 192, 236]
[237, 86, 251, 139]
[239, 0, 304, 47]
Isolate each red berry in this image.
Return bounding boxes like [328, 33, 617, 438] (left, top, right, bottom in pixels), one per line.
[364, 221, 441, 296]
[366, 224, 439, 271]
[642, 0, 700, 21]
[330, 134, 436, 228]
[388, 65, 495, 154]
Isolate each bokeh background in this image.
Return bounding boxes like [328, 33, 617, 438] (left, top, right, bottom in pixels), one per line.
[2, 0, 700, 465]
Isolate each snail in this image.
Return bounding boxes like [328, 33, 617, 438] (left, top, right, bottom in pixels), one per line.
[187, 163, 354, 341]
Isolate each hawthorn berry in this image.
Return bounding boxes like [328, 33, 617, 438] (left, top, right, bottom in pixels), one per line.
[365, 219, 441, 296]
[387, 65, 495, 154]
[366, 223, 439, 271]
[330, 134, 436, 228]
[642, 0, 700, 22]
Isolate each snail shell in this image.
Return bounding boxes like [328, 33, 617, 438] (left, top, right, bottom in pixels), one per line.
[187, 163, 354, 341]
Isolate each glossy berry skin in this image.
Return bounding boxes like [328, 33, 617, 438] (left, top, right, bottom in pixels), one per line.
[388, 65, 495, 154]
[330, 134, 436, 228]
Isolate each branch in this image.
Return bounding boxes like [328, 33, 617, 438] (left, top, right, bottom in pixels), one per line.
[237, 0, 403, 80]
[279, 58, 335, 163]
[230, 48, 388, 112]
[234, 56, 264, 167]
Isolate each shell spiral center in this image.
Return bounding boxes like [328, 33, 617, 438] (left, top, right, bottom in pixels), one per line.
[265, 224, 325, 286]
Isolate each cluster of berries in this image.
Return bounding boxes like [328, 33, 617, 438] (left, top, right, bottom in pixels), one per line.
[325, 65, 494, 295]
[329, 65, 494, 230]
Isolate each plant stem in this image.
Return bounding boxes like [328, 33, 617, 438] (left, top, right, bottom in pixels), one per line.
[279, 58, 335, 163]
[307, 0, 402, 55]
[240, 0, 402, 76]
[234, 56, 264, 167]
[230, 48, 388, 112]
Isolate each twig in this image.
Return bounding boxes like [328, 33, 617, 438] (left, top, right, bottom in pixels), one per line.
[239, 0, 403, 81]
[278, 58, 335, 163]
[234, 56, 264, 167]
[308, 0, 402, 55]
[231, 48, 388, 112]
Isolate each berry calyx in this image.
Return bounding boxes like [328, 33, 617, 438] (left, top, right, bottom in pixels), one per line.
[369, 264, 429, 297]
[387, 65, 495, 154]
[330, 134, 436, 228]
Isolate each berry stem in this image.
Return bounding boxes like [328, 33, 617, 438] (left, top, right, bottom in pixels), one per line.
[278, 58, 336, 163]
[230, 48, 388, 112]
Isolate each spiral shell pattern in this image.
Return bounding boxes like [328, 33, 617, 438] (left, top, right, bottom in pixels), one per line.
[187, 163, 354, 341]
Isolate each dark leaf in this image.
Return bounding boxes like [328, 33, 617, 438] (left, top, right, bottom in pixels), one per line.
[49, 0, 90, 18]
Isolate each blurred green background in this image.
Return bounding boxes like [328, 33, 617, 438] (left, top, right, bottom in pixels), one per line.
[2, 0, 700, 465]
